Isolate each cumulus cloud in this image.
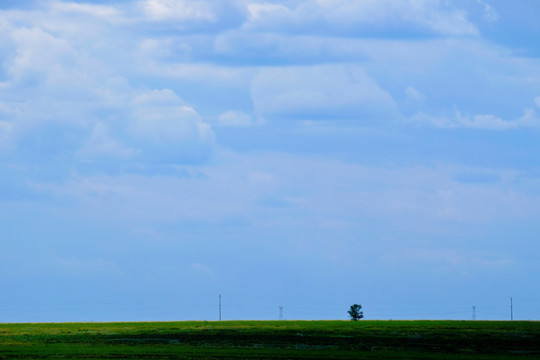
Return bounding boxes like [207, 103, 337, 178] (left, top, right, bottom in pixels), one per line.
[208, 0, 482, 68]
[129, 89, 215, 163]
[139, 0, 217, 22]
[76, 122, 135, 162]
[251, 65, 396, 120]
[412, 107, 540, 130]
[130, 89, 212, 142]
[321, 0, 478, 36]
[2, 22, 118, 131]
[213, 31, 368, 66]
[476, 0, 499, 23]
[131, 103, 206, 141]
[7, 27, 75, 83]
[0, 0, 536, 166]
[467, 109, 540, 130]
[246, 3, 289, 22]
[217, 110, 253, 127]
[405, 86, 425, 102]
[243, 0, 478, 37]
[50, 2, 121, 19]
[0, 7, 215, 167]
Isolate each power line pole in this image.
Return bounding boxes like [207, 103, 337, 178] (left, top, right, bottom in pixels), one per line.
[219, 294, 222, 321]
[472, 306, 476, 321]
[510, 297, 513, 321]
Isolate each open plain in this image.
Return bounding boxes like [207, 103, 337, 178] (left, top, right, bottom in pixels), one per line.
[0, 320, 539, 359]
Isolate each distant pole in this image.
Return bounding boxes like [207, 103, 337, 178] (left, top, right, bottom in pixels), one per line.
[472, 306, 476, 321]
[510, 297, 513, 321]
[219, 294, 222, 321]
[279, 306, 283, 321]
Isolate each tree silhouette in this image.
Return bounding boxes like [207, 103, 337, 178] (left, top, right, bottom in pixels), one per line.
[348, 304, 364, 321]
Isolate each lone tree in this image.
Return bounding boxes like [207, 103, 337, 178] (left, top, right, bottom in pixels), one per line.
[348, 304, 364, 321]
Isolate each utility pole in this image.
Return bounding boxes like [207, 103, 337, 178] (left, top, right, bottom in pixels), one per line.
[279, 306, 283, 321]
[510, 297, 513, 321]
[472, 306, 476, 321]
[219, 294, 222, 321]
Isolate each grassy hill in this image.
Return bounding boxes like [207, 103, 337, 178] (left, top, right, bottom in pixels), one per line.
[0, 320, 539, 359]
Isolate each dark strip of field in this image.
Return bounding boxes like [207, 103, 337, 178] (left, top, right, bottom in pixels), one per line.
[0, 320, 538, 359]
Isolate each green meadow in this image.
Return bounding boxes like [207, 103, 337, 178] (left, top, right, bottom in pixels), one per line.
[0, 320, 538, 359]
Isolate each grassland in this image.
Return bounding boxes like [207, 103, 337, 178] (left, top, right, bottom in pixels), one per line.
[0, 320, 539, 359]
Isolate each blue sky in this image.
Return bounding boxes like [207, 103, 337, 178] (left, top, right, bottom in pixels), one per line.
[0, 0, 539, 322]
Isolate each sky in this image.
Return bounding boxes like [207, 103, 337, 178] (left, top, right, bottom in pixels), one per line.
[0, 0, 539, 322]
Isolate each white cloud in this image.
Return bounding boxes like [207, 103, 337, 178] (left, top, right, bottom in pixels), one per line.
[457, 112, 516, 130]
[142, 62, 247, 84]
[405, 86, 425, 102]
[246, 3, 289, 22]
[138, 37, 193, 61]
[7, 27, 74, 82]
[0, 6, 215, 164]
[127, 88, 215, 163]
[77, 122, 135, 161]
[133, 88, 183, 107]
[461, 109, 540, 130]
[244, 0, 478, 36]
[50, 2, 120, 18]
[0, 0, 537, 166]
[130, 89, 213, 143]
[217, 110, 253, 127]
[40, 152, 540, 228]
[413, 107, 540, 130]
[251, 65, 396, 120]
[139, 0, 216, 22]
[213, 30, 370, 66]
[1, 21, 122, 130]
[476, 0, 499, 23]
[132, 105, 207, 141]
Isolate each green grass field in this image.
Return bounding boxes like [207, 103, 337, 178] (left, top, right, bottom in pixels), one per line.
[0, 320, 539, 359]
